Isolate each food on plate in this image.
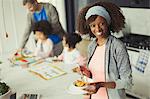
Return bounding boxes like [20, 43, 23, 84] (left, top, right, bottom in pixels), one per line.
[74, 80, 87, 87]
[21, 49, 33, 57]
[72, 67, 78, 72]
[14, 52, 24, 60]
[72, 66, 82, 73]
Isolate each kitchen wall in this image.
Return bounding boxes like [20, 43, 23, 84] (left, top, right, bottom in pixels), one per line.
[38, 0, 67, 31]
[121, 7, 150, 36]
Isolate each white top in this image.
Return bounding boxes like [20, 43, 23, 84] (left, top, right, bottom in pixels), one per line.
[34, 39, 53, 58]
[58, 47, 81, 64]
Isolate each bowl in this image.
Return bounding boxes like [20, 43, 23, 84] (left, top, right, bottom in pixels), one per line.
[21, 49, 33, 57]
[67, 77, 94, 95]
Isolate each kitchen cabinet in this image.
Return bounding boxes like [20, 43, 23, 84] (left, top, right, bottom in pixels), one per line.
[0, 0, 32, 55]
[89, 0, 149, 8]
[127, 50, 150, 98]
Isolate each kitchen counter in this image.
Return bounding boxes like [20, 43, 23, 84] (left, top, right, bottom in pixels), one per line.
[0, 56, 84, 99]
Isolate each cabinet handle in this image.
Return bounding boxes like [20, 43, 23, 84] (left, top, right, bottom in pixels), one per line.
[5, 32, 8, 38]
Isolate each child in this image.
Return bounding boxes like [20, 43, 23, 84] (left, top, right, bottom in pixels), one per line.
[32, 20, 63, 58]
[58, 33, 86, 65]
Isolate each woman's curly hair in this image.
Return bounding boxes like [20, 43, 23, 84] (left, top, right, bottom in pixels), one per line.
[77, 1, 125, 35]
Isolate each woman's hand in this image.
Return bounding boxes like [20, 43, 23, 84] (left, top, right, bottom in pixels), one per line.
[72, 66, 92, 78]
[83, 82, 104, 95]
[83, 81, 116, 95]
[80, 66, 92, 78]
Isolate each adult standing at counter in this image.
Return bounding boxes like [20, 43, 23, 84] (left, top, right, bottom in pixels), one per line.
[76, 1, 132, 99]
[20, 0, 66, 52]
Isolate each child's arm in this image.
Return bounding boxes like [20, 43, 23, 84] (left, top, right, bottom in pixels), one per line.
[71, 50, 87, 65]
[76, 54, 87, 66]
[57, 49, 64, 61]
[42, 39, 53, 57]
[34, 40, 42, 57]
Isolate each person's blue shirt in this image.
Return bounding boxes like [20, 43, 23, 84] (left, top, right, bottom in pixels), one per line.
[33, 7, 61, 44]
[33, 7, 48, 22]
[48, 34, 61, 44]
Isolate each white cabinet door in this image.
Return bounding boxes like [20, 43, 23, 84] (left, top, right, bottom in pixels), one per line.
[11, 0, 27, 46]
[0, 3, 4, 56]
[0, 0, 27, 55]
[0, 0, 18, 55]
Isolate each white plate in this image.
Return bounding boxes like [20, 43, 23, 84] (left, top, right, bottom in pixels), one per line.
[67, 77, 94, 95]
[67, 83, 87, 95]
[45, 57, 60, 62]
[21, 49, 33, 57]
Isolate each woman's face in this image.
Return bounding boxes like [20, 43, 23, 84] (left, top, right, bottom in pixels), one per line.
[25, 2, 37, 13]
[35, 31, 46, 41]
[89, 16, 109, 38]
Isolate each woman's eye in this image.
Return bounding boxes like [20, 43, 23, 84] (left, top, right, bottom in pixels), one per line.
[99, 22, 104, 26]
[89, 24, 95, 28]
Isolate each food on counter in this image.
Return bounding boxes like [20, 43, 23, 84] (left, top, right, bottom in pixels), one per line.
[74, 80, 87, 87]
[13, 52, 24, 60]
[72, 67, 80, 73]
[13, 49, 33, 61]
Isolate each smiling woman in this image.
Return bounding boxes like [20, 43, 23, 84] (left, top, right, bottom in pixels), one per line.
[76, 1, 132, 99]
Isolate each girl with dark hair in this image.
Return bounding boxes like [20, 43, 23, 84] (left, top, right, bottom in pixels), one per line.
[32, 20, 63, 58]
[57, 33, 86, 65]
[75, 1, 132, 99]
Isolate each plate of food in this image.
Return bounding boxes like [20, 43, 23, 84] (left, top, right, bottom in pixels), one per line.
[67, 77, 93, 95]
[9, 50, 35, 65]
[21, 49, 33, 57]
